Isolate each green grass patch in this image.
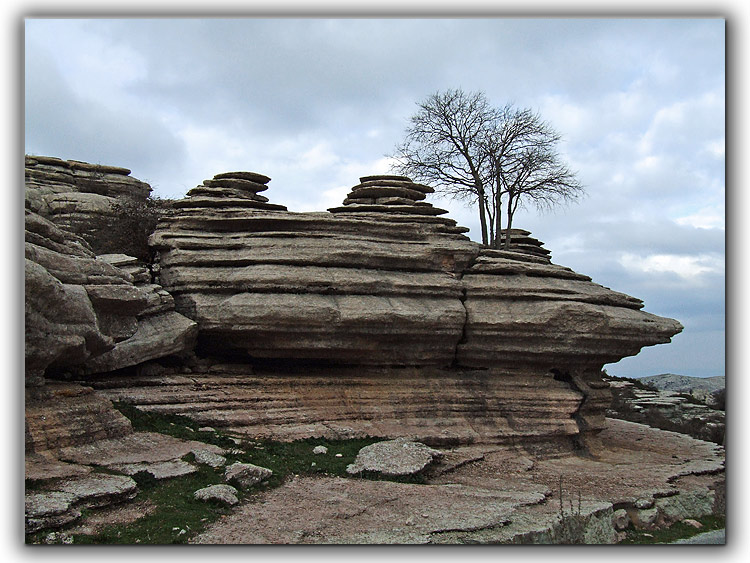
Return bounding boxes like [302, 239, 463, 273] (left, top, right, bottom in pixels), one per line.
[112, 401, 237, 449]
[73, 462, 230, 544]
[619, 514, 725, 544]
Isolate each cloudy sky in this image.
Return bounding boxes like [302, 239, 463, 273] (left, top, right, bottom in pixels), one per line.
[24, 16, 725, 379]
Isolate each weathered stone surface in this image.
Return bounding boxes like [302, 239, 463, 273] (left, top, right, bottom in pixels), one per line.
[26, 160, 684, 454]
[25, 383, 133, 453]
[456, 249, 683, 370]
[25, 154, 152, 245]
[25, 454, 93, 481]
[55, 431, 224, 467]
[84, 367, 585, 445]
[192, 449, 227, 468]
[110, 460, 197, 479]
[213, 170, 271, 184]
[150, 177, 479, 365]
[144, 173, 681, 447]
[202, 177, 269, 193]
[346, 438, 443, 476]
[350, 185, 427, 200]
[606, 377, 725, 444]
[55, 473, 138, 509]
[313, 446, 328, 455]
[194, 484, 239, 506]
[224, 462, 273, 489]
[612, 508, 630, 530]
[25, 492, 80, 533]
[173, 171, 285, 212]
[24, 192, 197, 383]
[81, 311, 198, 375]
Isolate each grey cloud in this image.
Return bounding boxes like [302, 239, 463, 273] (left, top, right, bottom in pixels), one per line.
[25, 38, 187, 185]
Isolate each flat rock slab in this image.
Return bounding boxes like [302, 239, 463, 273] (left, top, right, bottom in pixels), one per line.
[55, 431, 224, 466]
[109, 460, 197, 480]
[55, 473, 138, 508]
[192, 475, 546, 544]
[346, 438, 443, 476]
[25, 453, 93, 481]
[25, 491, 81, 534]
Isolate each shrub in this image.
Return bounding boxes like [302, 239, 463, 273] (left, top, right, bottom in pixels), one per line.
[87, 197, 173, 262]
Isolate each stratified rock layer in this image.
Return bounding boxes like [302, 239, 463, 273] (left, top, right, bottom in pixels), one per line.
[83, 365, 585, 445]
[141, 173, 683, 446]
[25, 155, 152, 245]
[150, 174, 477, 366]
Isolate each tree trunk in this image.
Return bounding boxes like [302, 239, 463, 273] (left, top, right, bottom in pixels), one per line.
[476, 184, 489, 246]
[494, 194, 503, 249]
[504, 196, 514, 250]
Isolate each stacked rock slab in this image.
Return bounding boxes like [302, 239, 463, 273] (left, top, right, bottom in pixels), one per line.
[123, 173, 682, 448]
[456, 247, 682, 442]
[497, 229, 551, 259]
[150, 174, 475, 366]
[25, 155, 152, 246]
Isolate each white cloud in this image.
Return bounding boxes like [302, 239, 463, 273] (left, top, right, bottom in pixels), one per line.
[674, 205, 725, 230]
[703, 138, 725, 159]
[619, 252, 723, 281]
[299, 142, 341, 171]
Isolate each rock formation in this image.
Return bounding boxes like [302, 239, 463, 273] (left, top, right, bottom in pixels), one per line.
[24, 207, 198, 388]
[25, 155, 152, 247]
[79, 172, 682, 449]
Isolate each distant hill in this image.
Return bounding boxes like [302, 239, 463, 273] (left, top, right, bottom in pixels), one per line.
[637, 374, 725, 393]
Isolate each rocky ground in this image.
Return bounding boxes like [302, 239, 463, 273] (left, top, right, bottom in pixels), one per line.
[25, 396, 724, 545]
[606, 377, 725, 445]
[190, 418, 724, 544]
[24, 159, 719, 545]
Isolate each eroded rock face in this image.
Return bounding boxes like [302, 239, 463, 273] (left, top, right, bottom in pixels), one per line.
[140, 172, 683, 447]
[25, 155, 152, 246]
[150, 174, 478, 366]
[24, 207, 198, 384]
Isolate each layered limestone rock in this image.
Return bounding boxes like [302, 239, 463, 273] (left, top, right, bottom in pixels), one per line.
[24, 206, 197, 385]
[150, 174, 477, 365]
[25, 155, 152, 245]
[82, 365, 586, 446]
[129, 173, 682, 447]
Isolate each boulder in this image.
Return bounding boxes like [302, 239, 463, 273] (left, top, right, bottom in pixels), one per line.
[346, 438, 442, 477]
[194, 484, 239, 506]
[192, 449, 227, 468]
[24, 203, 198, 382]
[224, 462, 273, 490]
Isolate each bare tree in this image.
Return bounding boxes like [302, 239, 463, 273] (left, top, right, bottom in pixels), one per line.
[487, 107, 585, 250]
[390, 89, 500, 245]
[392, 89, 584, 249]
